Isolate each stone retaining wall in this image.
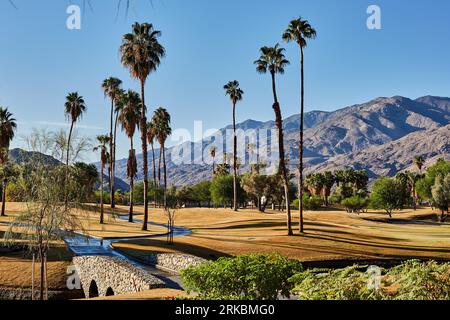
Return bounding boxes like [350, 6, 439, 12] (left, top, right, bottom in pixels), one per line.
[134, 253, 206, 274]
[73, 256, 164, 298]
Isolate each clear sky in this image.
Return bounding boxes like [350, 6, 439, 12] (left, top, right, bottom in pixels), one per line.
[1, 0, 449, 162]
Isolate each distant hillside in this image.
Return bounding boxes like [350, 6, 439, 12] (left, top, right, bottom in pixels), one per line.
[9, 148, 130, 192]
[108, 95, 450, 186]
[9, 148, 61, 166]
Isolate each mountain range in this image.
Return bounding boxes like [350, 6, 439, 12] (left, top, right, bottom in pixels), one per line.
[100, 95, 450, 186]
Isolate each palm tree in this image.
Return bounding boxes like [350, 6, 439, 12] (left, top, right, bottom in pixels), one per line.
[118, 90, 141, 222]
[64, 93, 86, 169]
[93, 135, 111, 224]
[414, 156, 425, 173]
[283, 17, 317, 234]
[254, 44, 293, 235]
[0, 107, 17, 216]
[64, 92, 86, 205]
[153, 107, 171, 208]
[322, 171, 335, 206]
[209, 146, 217, 177]
[147, 121, 158, 208]
[102, 77, 123, 209]
[120, 22, 165, 231]
[224, 80, 244, 212]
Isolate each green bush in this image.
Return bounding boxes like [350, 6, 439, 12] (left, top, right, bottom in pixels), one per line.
[181, 253, 303, 300]
[370, 177, 405, 217]
[341, 196, 369, 213]
[292, 195, 323, 211]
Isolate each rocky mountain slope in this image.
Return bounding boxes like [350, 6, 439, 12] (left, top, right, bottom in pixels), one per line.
[110, 95, 450, 186]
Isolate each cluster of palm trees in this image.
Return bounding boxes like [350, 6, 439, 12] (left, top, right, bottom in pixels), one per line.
[395, 156, 426, 211]
[222, 17, 317, 236]
[305, 169, 369, 205]
[61, 22, 170, 229]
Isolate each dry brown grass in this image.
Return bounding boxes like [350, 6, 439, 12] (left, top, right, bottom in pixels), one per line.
[0, 246, 72, 289]
[0, 202, 166, 239]
[111, 206, 450, 262]
[85, 288, 186, 300]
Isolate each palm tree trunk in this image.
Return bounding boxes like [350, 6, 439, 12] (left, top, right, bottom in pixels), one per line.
[158, 148, 162, 187]
[65, 121, 74, 205]
[232, 101, 238, 212]
[140, 79, 149, 231]
[40, 250, 44, 301]
[270, 71, 293, 236]
[111, 107, 119, 209]
[299, 45, 305, 234]
[31, 252, 35, 300]
[151, 143, 157, 208]
[162, 144, 167, 209]
[109, 99, 114, 209]
[100, 161, 104, 224]
[129, 138, 134, 222]
[1, 179, 6, 216]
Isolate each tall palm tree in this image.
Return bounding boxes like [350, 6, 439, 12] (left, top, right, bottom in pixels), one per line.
[283, 17, 317, 234]
[102, 77, 123, 209]
[153, 107, 171, 208]
[0, 107, 17, 216]
[209, 146, 217, 177]
[64, 92, 87, 169]
[118, 90, 141, 222]
[64, 92, 86, 205]
[147, 121, 158, 208]
[254, 44, 293, 236]
[414, 156, 425, 173]
[224, 80, 244, 212]
[120, 22, 165, 231]
[94, 135, 111, 224]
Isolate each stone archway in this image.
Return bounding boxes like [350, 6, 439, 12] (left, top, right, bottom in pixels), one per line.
[88, 280, 99, 298]
[105, 287, 115, 296]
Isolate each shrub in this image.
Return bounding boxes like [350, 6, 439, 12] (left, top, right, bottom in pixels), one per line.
[289, 265, 384, 300]
[181, 253, 303, 300]
[289, 260, 450, 300]
[388, 260, 450, 300]
[341, 196, 369, 213]
[292, 195, 323, 211]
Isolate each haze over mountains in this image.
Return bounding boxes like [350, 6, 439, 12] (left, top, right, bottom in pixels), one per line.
[107, 95, 450, 187]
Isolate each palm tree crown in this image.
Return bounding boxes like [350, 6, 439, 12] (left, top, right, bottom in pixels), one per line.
[102, 77, 123, 101]
[224, 80, 244, 103]
[254, 44, 290, 75]
[147, 121, 157, 145]
[94, 135, 111, 162]
[0, 107, 17, 154]
[153, 107, 172, 143]
[414, 156, 425, 172]
[118, 90, 141, 139]
[282, 17, 317, 48]
[64, 92, 86, 124]
[120, 22, 166, 84]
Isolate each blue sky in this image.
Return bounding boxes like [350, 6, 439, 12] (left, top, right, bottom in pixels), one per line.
[1, 0, 449, 162]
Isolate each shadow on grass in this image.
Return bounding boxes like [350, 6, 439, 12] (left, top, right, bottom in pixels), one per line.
[117, 238, 231, 261]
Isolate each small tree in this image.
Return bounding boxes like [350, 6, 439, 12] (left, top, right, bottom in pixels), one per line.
[431, 174, 450, 221]
[4, 163, 83, 300]
[370, 177, 404, 218]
